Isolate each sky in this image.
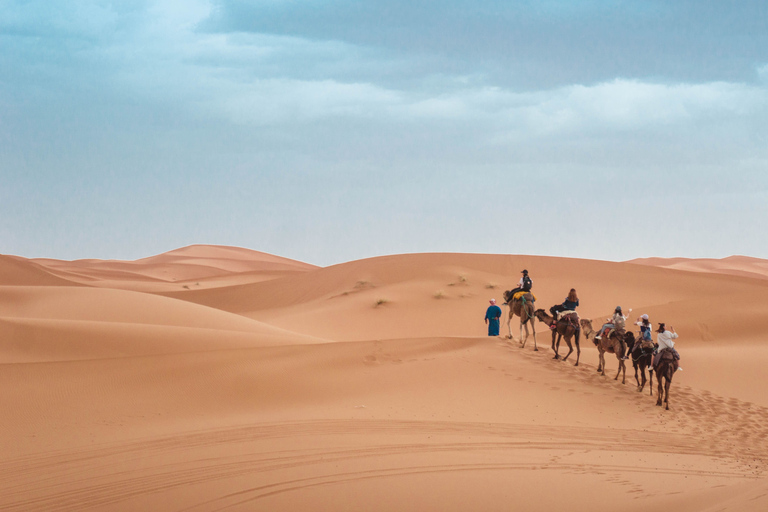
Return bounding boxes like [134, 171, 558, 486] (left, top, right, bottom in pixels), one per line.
[2, 0, 767, 266]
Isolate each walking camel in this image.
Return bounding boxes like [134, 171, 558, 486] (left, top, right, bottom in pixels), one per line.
[655, 351, 677, 410]
[626, 333, 654, 395]
[502, 290, 538, 351]
[533, 309, 581, 366]
[580, 318, 629, 384]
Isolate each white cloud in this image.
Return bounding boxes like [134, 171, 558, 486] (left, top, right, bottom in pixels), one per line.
[213, 78, 402, 124]
[10, 0, 763, 140]
[503, 79, 768, 135]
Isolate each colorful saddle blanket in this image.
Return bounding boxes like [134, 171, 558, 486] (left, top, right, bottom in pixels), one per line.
[512, 291, 536, 302]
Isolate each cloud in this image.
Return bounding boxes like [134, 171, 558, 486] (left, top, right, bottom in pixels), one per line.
[204, 0, 768, 87]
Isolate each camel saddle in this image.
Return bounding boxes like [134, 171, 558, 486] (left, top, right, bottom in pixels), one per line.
[653, 348, 679, 371]
[594, 327, 621, 346]
[511, 291, 536, 302]
[557, 311, 580, 328]
[639, 339, 655, 350]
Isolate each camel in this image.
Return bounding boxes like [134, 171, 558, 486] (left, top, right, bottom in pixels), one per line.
[580, 318, 628, 384]
[626, 333, 654, 395]
[502, 290, 538, 351]
[533, 309, 581, 365]
[655, 350, 677, 410]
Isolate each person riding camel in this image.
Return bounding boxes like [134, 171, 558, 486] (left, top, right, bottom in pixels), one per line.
[506, 270, 532, 302]
[549, 288, 579, 330]
[653, 323, 681, 370]
[635, 314, 653, 345]
[595, 306, 629, 341]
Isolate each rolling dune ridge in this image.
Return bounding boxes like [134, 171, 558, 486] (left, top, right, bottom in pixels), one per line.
[2, 246, 767, 511]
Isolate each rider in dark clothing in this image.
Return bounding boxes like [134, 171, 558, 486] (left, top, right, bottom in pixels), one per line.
[506, 269, 532, 300]
[550, 289, 579, 329]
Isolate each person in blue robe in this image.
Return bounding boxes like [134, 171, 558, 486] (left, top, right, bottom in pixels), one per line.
[485, 299, 502, 336]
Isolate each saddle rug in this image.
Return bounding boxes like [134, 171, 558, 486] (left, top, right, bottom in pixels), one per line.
[512, 291, 536, 302]
[639, 340, 655, 350]
[557, 311, 579, 321]
[653, 347, 680, 370]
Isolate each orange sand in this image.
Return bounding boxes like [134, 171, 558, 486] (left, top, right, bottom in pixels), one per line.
[2, 245, 767, 511]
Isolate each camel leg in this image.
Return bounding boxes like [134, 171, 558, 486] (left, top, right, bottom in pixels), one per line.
[664, 378, 671, 410]
[599, 352, 606, 376]
[612, 356, 626, 383]
[550, 330, 558, 358]
[519, 320, 526, 348]
[649, 368, 654, 396]
[552, 332, 561, 359]
[633, 364, 641, 389]
[574, 330, 580, 366]
[562, 336, 573, 362]
[530, 320, 538, 351]
[656, 376, 664, 406]
[506, 311, 514, 340]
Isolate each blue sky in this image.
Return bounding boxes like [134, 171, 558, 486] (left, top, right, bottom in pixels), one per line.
[2, 0, 767, 265]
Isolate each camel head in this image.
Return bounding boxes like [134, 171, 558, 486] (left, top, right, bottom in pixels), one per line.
[579, 318, 594, 338]
[624, 331, 636, 354]
[502, 290, 513, 304]
[533, 308, 551, 323]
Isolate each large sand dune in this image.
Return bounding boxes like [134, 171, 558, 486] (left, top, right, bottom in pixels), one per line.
[30, 244, 318, 292]
[629, 255, 768, 281]
[2, 246, 768, 511]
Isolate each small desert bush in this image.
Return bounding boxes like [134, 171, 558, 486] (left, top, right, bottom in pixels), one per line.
[433, 290, 447, 299]
[375, 298, 389, 307]
[485, 283, 498, 289]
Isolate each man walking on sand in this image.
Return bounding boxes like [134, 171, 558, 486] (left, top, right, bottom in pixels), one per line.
[485, 299, 502, 336]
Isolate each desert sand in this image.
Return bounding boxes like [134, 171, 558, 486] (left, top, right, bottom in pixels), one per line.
[2, 245, 768, 511]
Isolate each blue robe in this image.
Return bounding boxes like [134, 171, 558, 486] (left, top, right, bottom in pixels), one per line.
[485, 305, 502, 336]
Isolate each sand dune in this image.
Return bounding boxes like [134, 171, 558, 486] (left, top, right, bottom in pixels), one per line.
[630, 255, 768, 280]
[31, 244, 317, 292]
[0, 285, 327, 363]
[2, 247, 768, 511]
[0, 255, 80, 287]
[164, 252, 768, 344]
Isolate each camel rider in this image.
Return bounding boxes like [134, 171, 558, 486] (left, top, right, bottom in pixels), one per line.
[653, 323, 681, 370]
[596, 306, 629, 341]
[635, 314, 653, 344]
[507, 270, 532, 301]
[549, 288, 579, 330]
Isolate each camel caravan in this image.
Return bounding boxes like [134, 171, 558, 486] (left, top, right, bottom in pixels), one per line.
[500, 270, 681, 410]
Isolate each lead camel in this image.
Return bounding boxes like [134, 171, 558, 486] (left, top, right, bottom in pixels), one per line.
[502, 290, 538, 351]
